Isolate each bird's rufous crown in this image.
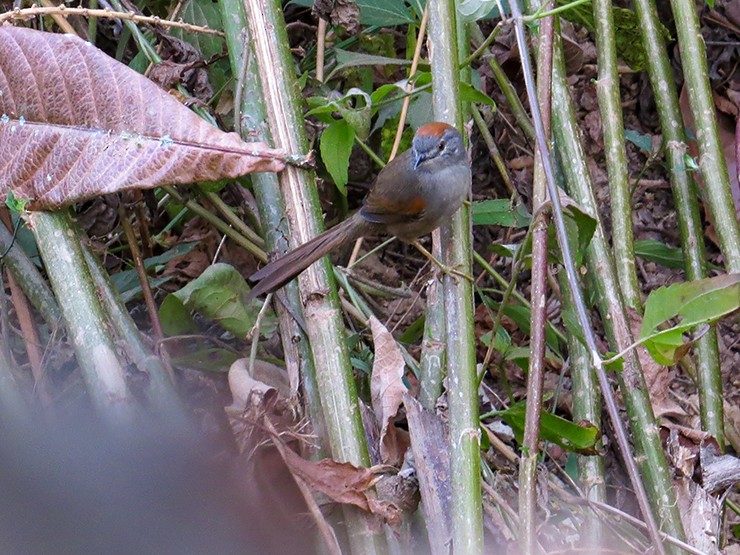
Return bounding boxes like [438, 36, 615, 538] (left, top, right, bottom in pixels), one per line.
[415, 121, 456, 138]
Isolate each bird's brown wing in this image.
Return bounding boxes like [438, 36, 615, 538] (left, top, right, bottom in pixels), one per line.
[360, 151, 426, 225]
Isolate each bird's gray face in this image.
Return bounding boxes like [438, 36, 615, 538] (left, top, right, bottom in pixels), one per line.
[412, 128, 466, 169]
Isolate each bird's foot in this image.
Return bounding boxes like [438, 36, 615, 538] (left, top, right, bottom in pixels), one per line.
[411, 241, 473, 283]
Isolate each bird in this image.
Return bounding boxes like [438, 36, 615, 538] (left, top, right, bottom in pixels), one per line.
[247, 122, 470, 299]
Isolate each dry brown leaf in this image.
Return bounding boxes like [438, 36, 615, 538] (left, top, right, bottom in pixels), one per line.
[0, 27, 286, 209]
[267, 426, 400, 526]
[228, 358, 290, 412]
[369, 316, 408, 465]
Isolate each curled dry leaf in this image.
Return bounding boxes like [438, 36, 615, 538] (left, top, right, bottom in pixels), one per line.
[228, 358, 290, 412]
[265, 420, 401, 527]
[0, 27, 286, 209]
[369, 316, 409, 465]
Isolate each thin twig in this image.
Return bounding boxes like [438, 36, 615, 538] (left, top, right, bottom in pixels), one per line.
[0, 6, 225, 35]
[316, 18, 327, 82]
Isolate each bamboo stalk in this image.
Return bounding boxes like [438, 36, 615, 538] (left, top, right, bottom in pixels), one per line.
[592, 0, 640, 309]
[0, 222, 61, 327]
[631, 0, 724, 450]
[80, 244, 187, 424]
[549, 31, 685, 551]
[427, 1, 484, 553]
[242, 0, 385, 552]
[28, 211, 134, 424]
[668, 0, 731, 448]
[219, 0, 327, 453]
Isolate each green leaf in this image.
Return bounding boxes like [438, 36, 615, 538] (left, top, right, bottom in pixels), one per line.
[492, 400, 600, 454]
[111, 242, 197, 301]
[333, 48, 412, 72]
[161, 263, 276, 338]
[459, 82, 496, 106]
[481, 298, 564, 356]
[624, 128, 653, 152]
[159, 294, 198, 336]
[548, 203, 596, 267]
[472, 199, 531, 227]
[356, 0, 417, 26]
[289, 0, 418, 25]
[306, 88, 371, 139]
[683, 153, 700, 171]
[634, 239, 685, 269]
[5, 190, 30, 212]
[320, 120, 356, 194]
[170, 345, 240, 372]
[398, 315, 425, 344]
[168, 0, 230, 95]
[457, 0, 503, 21]
[640, 274, 740, 364]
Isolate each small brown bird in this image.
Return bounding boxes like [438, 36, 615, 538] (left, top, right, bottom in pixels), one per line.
[248, 122, 470, 299]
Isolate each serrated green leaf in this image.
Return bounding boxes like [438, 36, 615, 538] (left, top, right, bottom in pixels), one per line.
[320, 120, 355, 194]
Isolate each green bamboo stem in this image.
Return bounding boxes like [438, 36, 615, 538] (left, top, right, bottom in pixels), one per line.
[243, 0, 385, 552]
[0, 270, 27, 422]
[28, 211, 134, 423]
[518, 9, 554, 550]
[203, 191, 265, 249]
[549, 33, 685, 550]
[631, 0, 724, 450]
[592, 0, 641, 309]
[419, 273, 445, 410]
[428, 1, 483, 553]
[670, 1, 740, 272]
[0, 222, 61, 327]
[80, 243, 188, 424]
[470, 24, 536, 142]
[668, 0, 732, 448]
[219, 0, 327, 455]
[163, 186, 267, 263]
[561, 272, 606, 548]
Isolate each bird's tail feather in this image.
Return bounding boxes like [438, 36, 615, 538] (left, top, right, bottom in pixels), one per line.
[247, 214, 368, 299]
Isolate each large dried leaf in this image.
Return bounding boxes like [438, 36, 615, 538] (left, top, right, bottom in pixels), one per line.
[369, 316, 408, 465]
[265, 419, 400, 526]
[0, 27, 285, 209]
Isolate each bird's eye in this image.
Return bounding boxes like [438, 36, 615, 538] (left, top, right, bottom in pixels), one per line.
[438, 140, 445, 151]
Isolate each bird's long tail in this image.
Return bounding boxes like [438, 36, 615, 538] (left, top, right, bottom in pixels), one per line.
[247, 213, 371, 299]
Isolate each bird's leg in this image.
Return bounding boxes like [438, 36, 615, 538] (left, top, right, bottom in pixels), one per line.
[411, 241, 472, 282]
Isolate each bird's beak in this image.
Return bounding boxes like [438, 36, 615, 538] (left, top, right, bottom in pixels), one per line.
[413, 150, 424, 169]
